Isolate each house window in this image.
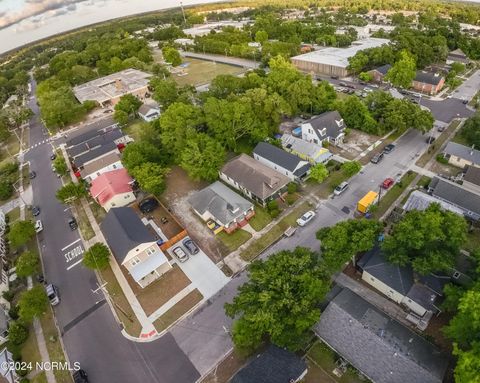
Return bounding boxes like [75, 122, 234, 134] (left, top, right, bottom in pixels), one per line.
[453, 271, 461, 279]
[130, 257, 141, 266]
[113, 164, 117, 169]
[146, 247, 156, 256]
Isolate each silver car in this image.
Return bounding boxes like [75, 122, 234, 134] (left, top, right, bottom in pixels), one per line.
[46, 284, 60, 306]
[334, 181, 349, 196]
[172, 246, 189, 263]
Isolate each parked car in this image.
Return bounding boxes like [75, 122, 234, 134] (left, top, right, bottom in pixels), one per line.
[426, 136, 436, 144]
[346, 83, 355, 89]
[334, 181, 349, 196]
[29, 171, 36, 179]
[339, 82, 347, 87]
[34, 220, 43, 233]
[46, 284, 60, 306]
[32, 206, 41, 216]
[382, 178, 395, 189]
[370, 153, 384, 164]
[72, 369, 89, 383]
[50, 153, 56, 160]
[330, 75, 339, 80]
[68, 217, 77, 230]
[296, 211, 316, 227]
[437, 125, 446, 132]
[463, 99, 468, 105]
[383, 144, 395, 154]
[172, 246, 189, 263]
[182, 238, 199, 255]
[139, 197, 158, 213]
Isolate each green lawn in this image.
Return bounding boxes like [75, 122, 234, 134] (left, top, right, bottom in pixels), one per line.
[373, 171, 417, 219]
[73, 200, 95, 241]
[241, 202, 311, 261]
[218, 229, 252, 253]
[417, 175, 432, 189]
[122, 119, 149, 141]
[464, 228, 480, 254]
[248, 207, 272, 232]
[307, 341, 365, 383]
[313, 169, 351, 199]
[6, 206, 20, 223]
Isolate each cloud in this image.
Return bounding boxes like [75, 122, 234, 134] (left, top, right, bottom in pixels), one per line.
[0, 0, 87, 29]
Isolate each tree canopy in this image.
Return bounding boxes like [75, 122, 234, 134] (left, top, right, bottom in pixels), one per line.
[18, 285, 49, 322]
[309, 163, 329, 183]
[56, 182, 87, 204]
[15, 251, 39, 278]
[8, 220, 35, 248]
[225, 247, 329, 352]
[382, 203, 467, 274]
[83, 243, 111, 270]
[459, 113, 480, 148]
[385, 50, 417, 88]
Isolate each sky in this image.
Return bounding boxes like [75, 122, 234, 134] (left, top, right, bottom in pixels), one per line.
[0, 0, 219, 54]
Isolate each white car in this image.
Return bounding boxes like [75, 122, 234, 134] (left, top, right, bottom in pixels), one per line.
[334, 181, 349, 196]
[296, 211, 316, 227]
[34, 220, 43, 233]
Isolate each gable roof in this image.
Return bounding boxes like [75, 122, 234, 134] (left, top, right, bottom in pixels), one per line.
[101, 207, 155, 263]
[414, 71, 443, 86]
[188, 181, 253, 226]
[66, 129, 124, 158]
[315, 289, 448, 383]
[253, 142, 310, 174]
[72, 142, 119, 168]
[449, 48, 467, 58]
[357, 247, 414, 295]
[444, 141, 480, 165]
[220, 154, 290, 200]
[403, 190, 464, 216]
[429, 176, 480, 218]
[230, 345, 307, 383]
[281, 134, 332, 163]
[79, 152, 122, 179]
[464, 165, 480, 187]
[373, 64, 392, 75]
[138, 101, 160, 116]
[303, 110, 345, 140]
[66, 117, 118, 147]
[90, 168, 133, 206]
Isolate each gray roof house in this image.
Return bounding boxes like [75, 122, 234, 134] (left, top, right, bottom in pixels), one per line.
[66, 117, 118, 147]
[446, 48, 470, 64]
[403, 190, 464, 216]
[101, 207, 171, 288]
[281, 134, 332, 164]
[0, 347, 19, 383]
[188, 181, 254, 234]
[300, 110, 346, 146]
[357, 247, 441, 318]
[463, 165, 480, 190]
[219, 154, 290, 206]
[314, 288, 448, 383]
[429, 176, 480, 221]
[230, 345, 307, 383]
[138, 101, 160, 122]
[253, 142, 311, 182]
[443, 141, 480, 168]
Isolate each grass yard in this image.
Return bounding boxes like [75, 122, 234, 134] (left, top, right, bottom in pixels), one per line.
[6, 206, 20, 223]
[218, 229, 252, 253]
[31, 372, 48, 383]
[306, 341, 365, 383]
[99, 265, 143, 337]
[241, 202, 312, 261]
[20, 324, 42, 376]
[73, 200, 95, 241]
[22, 162, 31, 189]
[0, 135, 20, 167]
[40, 307, 73, 383]
[416, 120, 461, 168]
[417, 175, 432, 189]
[200, 350, 247, 383]
[248, 207, 272, 232]
[122, 119, 149, 142]
[464, 227, 480, 254]
[88, 198, 106, 225]
[313, 170, 351, 199]
[172, 58, 245, 87]
[153, 289, 203, 332]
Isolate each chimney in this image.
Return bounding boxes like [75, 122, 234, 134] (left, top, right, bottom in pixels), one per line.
[115, 78, 123, 91]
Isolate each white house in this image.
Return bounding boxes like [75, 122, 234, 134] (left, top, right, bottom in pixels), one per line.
[79, 152, 123, 183]
[138, 102, 161, 122]
[301, 110, 345, 146]
[252, 142, 311, 182]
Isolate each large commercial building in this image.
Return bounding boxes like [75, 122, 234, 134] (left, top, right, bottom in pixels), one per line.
[73, 69, 152, 107]
[291, 38, 390, 77]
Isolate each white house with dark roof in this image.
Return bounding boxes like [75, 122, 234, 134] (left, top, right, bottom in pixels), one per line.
[300, 110, 345, 146]
[138, 101, 161, 122]
[253, 142, 311, 182]
[188, 181, 255, 234]
[315, 288, 448, 383]
[443, 141, 480, 169]
[357, 247, 441, 319]
[101, 207, 172, 288]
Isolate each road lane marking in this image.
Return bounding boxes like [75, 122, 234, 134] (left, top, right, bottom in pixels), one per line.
[61, 238, 81, 251]
[66, 258, 83, 271]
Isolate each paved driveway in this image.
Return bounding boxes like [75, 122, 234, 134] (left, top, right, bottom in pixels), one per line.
[168, 238, 230, 300]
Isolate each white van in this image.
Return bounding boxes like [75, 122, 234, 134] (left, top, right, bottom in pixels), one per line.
[34, 220, 43, 233]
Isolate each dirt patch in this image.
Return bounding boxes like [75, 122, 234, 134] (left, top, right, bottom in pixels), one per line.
[200, 350, 248, 383]
[122, 264, 191, 316]
[331, 129, 380, 160]
[428, 161, 461, 178]
[162, 166, 229, 262]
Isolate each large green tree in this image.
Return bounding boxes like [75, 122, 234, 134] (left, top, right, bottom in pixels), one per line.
[131, 162, 169, 196]
[385, 50, 417, 88]
[18, 285, 49, 322]
[56, 182, 87, 204]
[382, 203, 467, 274]
[225, 248, 329, 352]
[16, 251, 39, 278]
[121, 141, 167, 172]
[460, 113, 480, 148]
[309, 163, 329, 183]
[180, 133, 226, 181]
[162, 46, 182, 67]
[338, 96, 377, 134]
[8, 220, 35, 248]
[317, 219, 383, 273]
[83, 243, 111, 270]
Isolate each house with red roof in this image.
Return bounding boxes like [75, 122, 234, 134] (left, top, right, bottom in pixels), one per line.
[90, 168, 136, 211]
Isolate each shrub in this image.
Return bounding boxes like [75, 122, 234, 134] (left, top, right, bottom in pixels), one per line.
[267, 200, 279, 212]
[286, 195, 295, 205]
[2, 290, 14, 302]
[436, 154, 449, 164]
[269, 209, 280, 218]
[9, 305, 19, 320]
[0, 181, 13, 201]
[287, 183, 297, 194]
[8, 321, 29, 346]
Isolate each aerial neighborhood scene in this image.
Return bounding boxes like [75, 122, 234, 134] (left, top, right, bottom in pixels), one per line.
[1, 0, 480, 382]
